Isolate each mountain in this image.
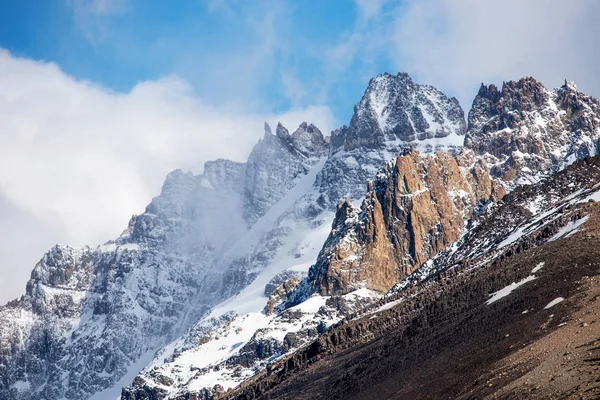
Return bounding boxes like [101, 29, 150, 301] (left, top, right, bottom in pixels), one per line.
[331, 72, 466, 152]
[0, 72, 467, 400]
[317, 72, 466, 206]
[2, 73, 600, 400]
[119, 73, 469, 399]
[464, 77, 600, 186]
[0, 121, 333, 400]
[212, 78, 600, 399]
[122, 77, 600, 399]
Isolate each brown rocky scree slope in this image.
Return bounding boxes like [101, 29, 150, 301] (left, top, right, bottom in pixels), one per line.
[307, 150, 504, 296]
[236, 209, 600, 400]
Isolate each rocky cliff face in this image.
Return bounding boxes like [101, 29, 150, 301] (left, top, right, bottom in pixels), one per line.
[464, 77, 600, 185]
[308, 150, 504, 296]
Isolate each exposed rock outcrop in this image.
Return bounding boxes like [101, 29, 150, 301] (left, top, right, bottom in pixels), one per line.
[264, 278, 301, 315]
[308, 149, 505, 296]
[464, 77, 600, 185]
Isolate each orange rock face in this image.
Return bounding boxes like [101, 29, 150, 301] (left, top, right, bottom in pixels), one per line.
[310, 150, 504, 296]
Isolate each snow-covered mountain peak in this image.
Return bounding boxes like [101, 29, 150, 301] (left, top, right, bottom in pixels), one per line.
[289, 122, 329, 157]
[27, 245, 88, 287]
[9, 71, 600, 400]
[330, 72, 466, 156]
[272, 121, 328, 156]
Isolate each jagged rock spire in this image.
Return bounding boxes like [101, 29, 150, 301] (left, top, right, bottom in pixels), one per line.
[275, 122, 289, 139]
[263, 121, 272, 137]
[465, 77, 600, 185]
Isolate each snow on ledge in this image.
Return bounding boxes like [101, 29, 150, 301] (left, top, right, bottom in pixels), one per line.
[549, 216, 588, 242]
[544, 297, 565, 309]
[531, 262, 545, 274]
[486, 275, 537, 305]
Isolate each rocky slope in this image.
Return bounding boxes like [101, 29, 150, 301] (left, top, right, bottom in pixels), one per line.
[222, 155, 600, 400]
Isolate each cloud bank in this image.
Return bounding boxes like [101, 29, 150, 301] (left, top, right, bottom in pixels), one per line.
[391, 0, 600, 108]
[0, 50, 335, 303]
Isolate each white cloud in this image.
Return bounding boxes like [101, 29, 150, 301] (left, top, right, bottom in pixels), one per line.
[391, 0, 600, 109]
[0, 49, 336, 304]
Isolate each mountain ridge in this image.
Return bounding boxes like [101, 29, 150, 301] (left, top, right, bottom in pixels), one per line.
[1, 72, 599, 400]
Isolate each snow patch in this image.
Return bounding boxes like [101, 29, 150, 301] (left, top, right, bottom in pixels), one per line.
[544, 297, 565, 309]
[373, 298, 403, 313]
[549, 216, 588, 241]
[531, 262, 545, 274]
[486, 275, 537, 305]
[12, 380, 30, 392]
[497, 226, 527, 249]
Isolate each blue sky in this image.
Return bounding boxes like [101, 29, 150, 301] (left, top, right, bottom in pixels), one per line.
[0, 0, 400, 123]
